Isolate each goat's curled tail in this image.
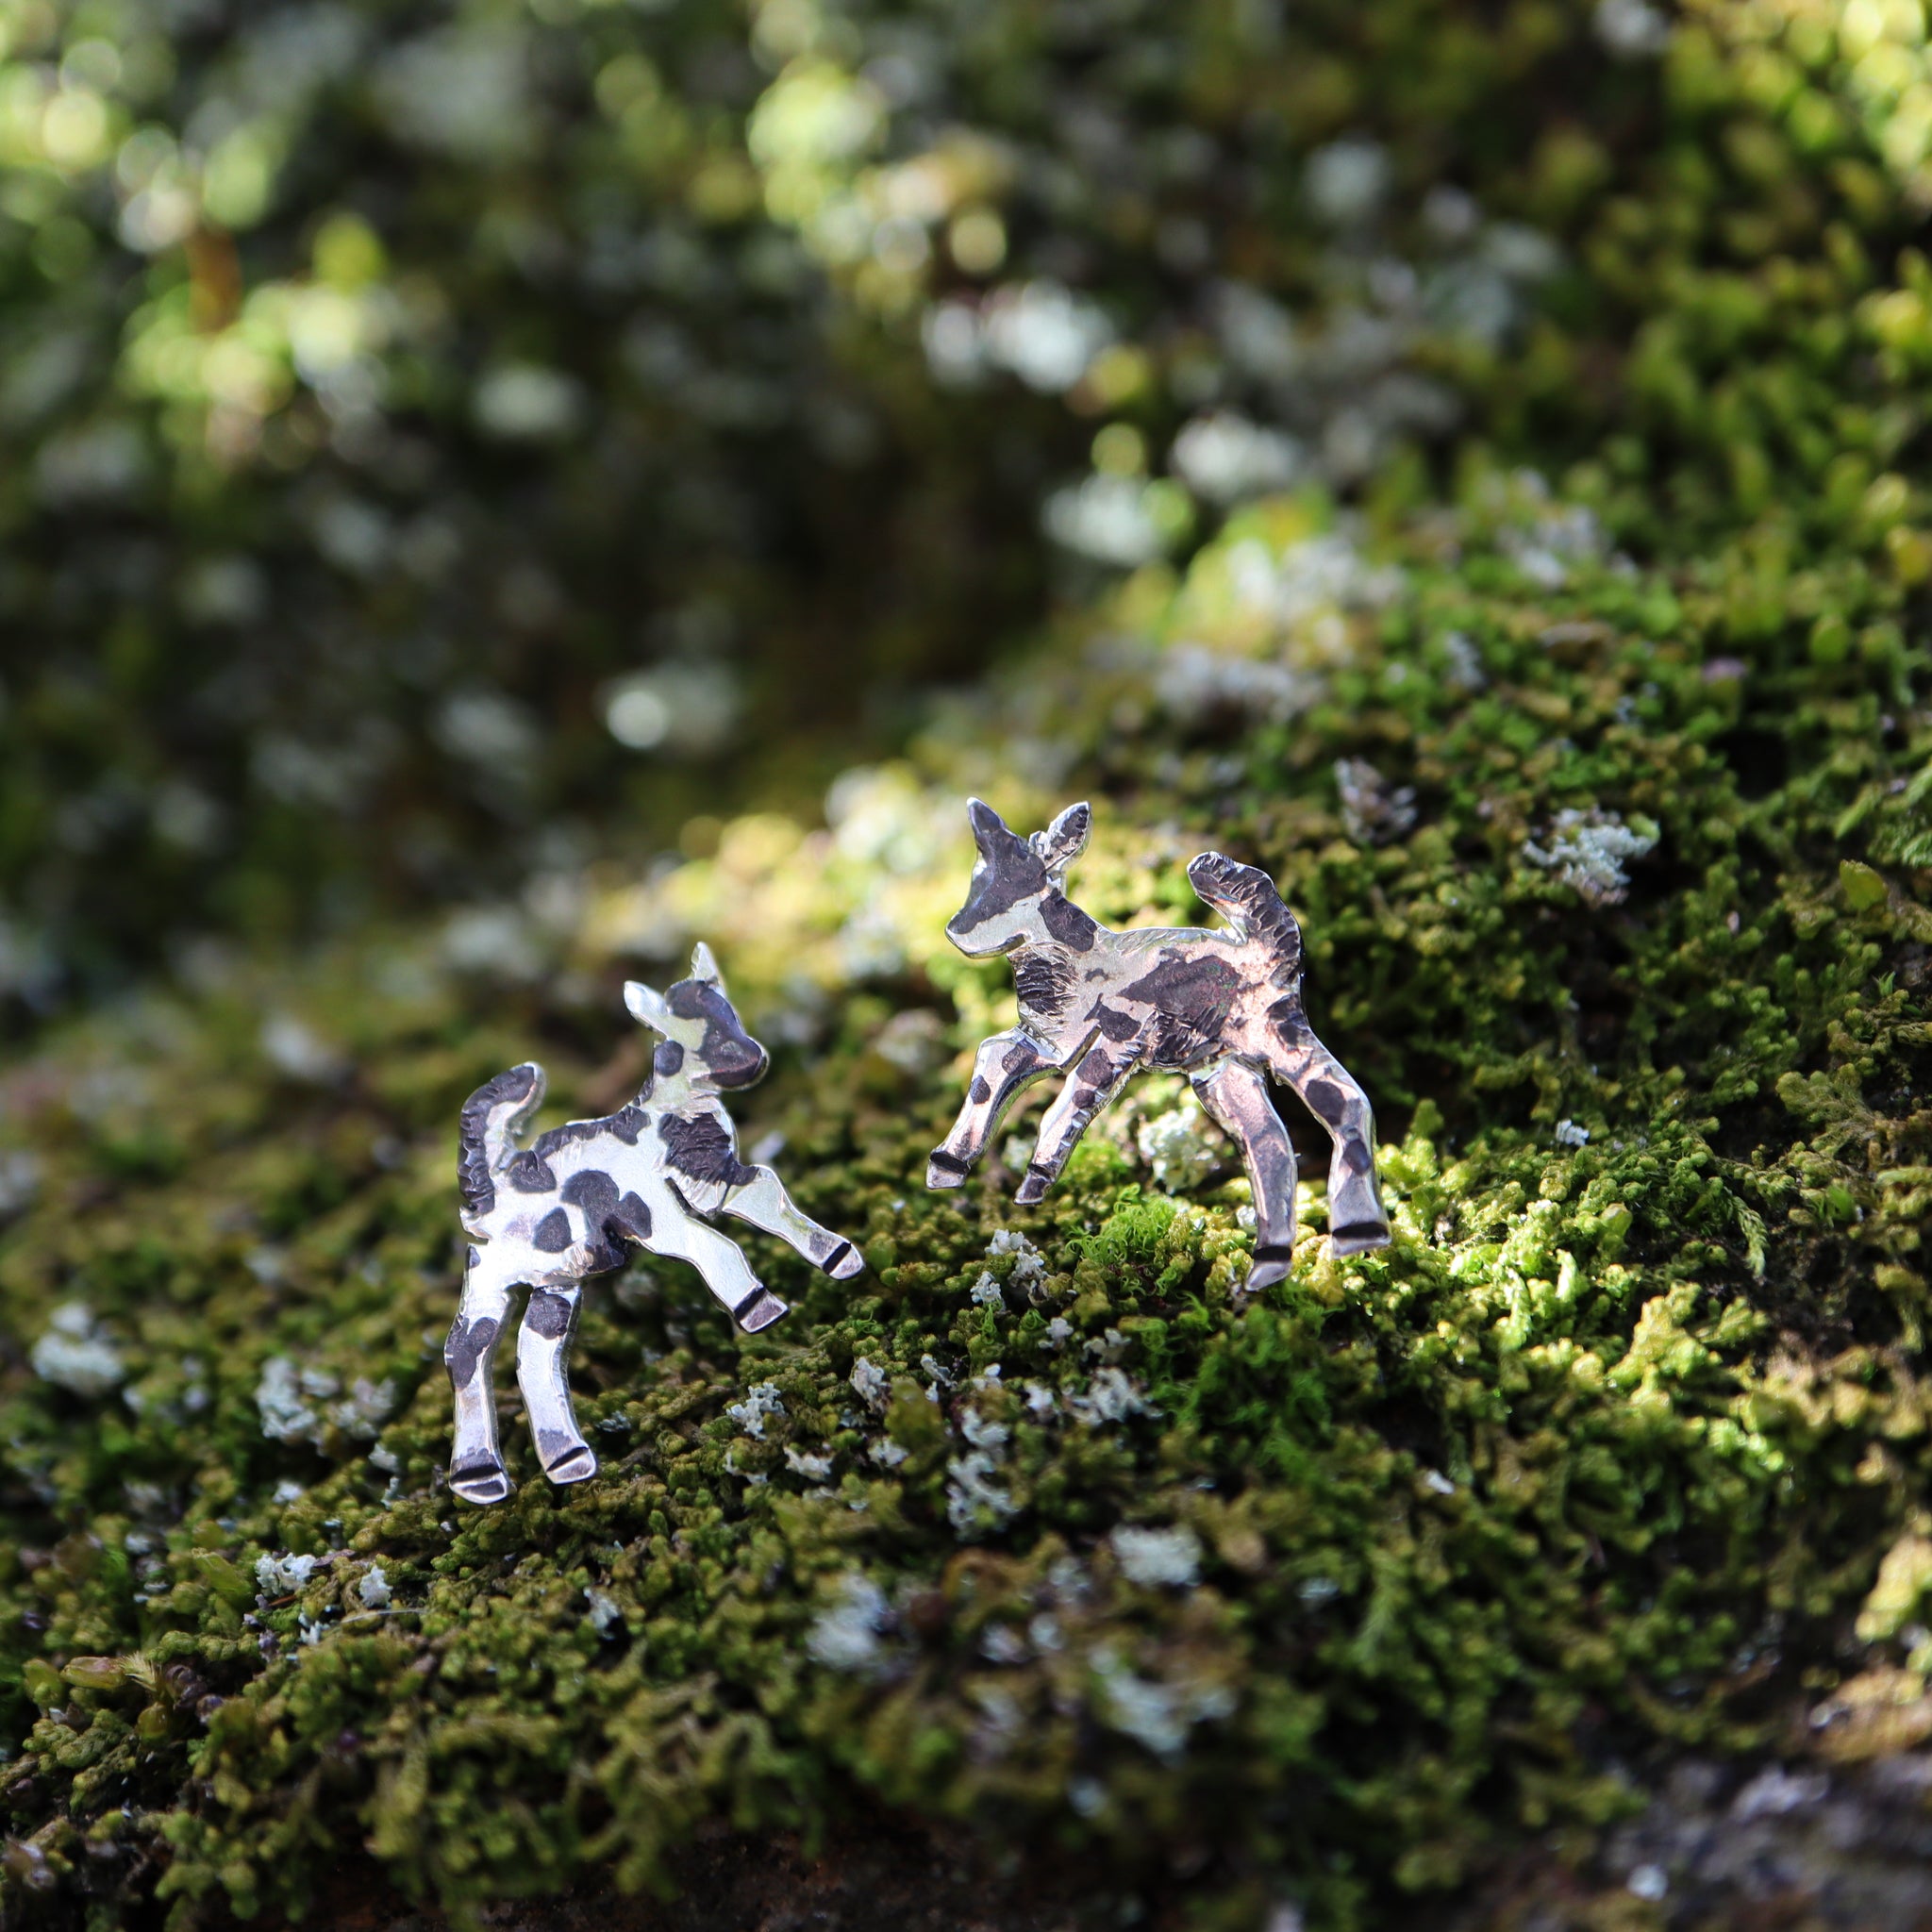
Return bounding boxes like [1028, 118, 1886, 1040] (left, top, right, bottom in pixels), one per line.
[458, 1062, 545, 1222]
[1188, 852, 1302, 970]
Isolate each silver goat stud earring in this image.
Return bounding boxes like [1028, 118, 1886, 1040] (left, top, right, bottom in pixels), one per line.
[927, 800, 1391, 1289]
[445, 941, 865, 1506]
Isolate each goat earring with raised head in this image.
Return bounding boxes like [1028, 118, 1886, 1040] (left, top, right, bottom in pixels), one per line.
[445, 941, 865, 1506]
[929, 800, 1391, 1288]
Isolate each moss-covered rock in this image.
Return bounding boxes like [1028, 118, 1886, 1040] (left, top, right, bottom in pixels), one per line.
[3, 0, 1931, 1926]
[2, 483, 1927, 1925]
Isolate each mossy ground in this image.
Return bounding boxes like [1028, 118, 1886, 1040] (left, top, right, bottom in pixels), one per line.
[5, 0, 1932, 1925]
[2, 485, 1928, 1928]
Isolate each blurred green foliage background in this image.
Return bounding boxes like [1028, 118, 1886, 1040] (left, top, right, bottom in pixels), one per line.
[7, 0, 1924, 1016]
[0, 0, 1074, 1006]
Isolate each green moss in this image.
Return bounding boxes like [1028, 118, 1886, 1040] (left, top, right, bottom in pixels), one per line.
[3, 0, 1932, 1926]
[2, 467, 1926, 1925]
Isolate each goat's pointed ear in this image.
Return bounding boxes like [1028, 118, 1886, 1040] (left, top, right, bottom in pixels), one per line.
[966, 797, 1013, 852]
[1031, 801, 1091, 874]
[624, 981, 671, 1032]
[688, 941, 724, 991]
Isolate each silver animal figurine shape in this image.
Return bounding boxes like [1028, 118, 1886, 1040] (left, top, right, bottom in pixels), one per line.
[446, 942, 864, 1506]
[928, 801, 1391, 1287]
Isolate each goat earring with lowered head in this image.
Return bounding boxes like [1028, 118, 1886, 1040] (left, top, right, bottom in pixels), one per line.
[444, 941, 865, 1506]
[929, 800, 1391, 1288]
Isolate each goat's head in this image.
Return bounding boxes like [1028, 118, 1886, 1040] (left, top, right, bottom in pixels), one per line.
[623, 942, 770, 1091]
[945, 799, 1091, 956]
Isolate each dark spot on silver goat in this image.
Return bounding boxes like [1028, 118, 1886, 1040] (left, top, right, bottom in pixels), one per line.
[506, 1150, 558, 1193]
[1041, 891, 1098, 951]
[659, 1112, 758, 1188]
[559, 1168, 619, 1219]
[444, 1314, 499, 1386]
[524, 1291, 575, 1340]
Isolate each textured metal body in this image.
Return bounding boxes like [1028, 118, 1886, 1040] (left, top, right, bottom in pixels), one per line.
[928, 801, 1390, 1287]
[446, 943, 864, 1505]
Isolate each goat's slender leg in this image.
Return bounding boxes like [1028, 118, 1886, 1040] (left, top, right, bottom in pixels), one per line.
[1270, 1016, 1391, 1255]
[647, 1205, 786, 1332]
[928, 1027, 1058, 1189]
[516, 1283, 597, 1486]
[1015, 1042, 1141, 1204]
[447, 1244, 518, 1506]
[722, 1168, 864, 1278]
[1192, 1058, 1299, 1291]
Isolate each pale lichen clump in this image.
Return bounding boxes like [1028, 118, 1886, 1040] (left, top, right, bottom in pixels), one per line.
[1521, 808, 1660, 908]
[1109, 1524, 1203, 1590]
[805, 1574, 894, 1674]
[1090, 1645, 1237, 1762]
[28, 1305, 124, 1399]
[1135, 1095, 1225, 1192]
[1335, 758, 1419, 848]
[256, 1356, 396, 1448]
[725, 1382, 787, 1440]
[254, 1552, 321, 1595]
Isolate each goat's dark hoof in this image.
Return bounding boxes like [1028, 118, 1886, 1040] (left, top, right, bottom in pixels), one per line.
[542, 1443, 599, 1486]
[449, 1461, 512, 1507]
[1330, 1222, 1392, 1257]
[734, 1289, 790, 1333]
[926, 1148, 970, 1189]
[822, 1240, 865, 1280]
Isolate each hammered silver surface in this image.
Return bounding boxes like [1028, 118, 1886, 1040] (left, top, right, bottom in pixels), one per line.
[929, 801, 1391, 1288]
[445, 942, 864, 1506]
